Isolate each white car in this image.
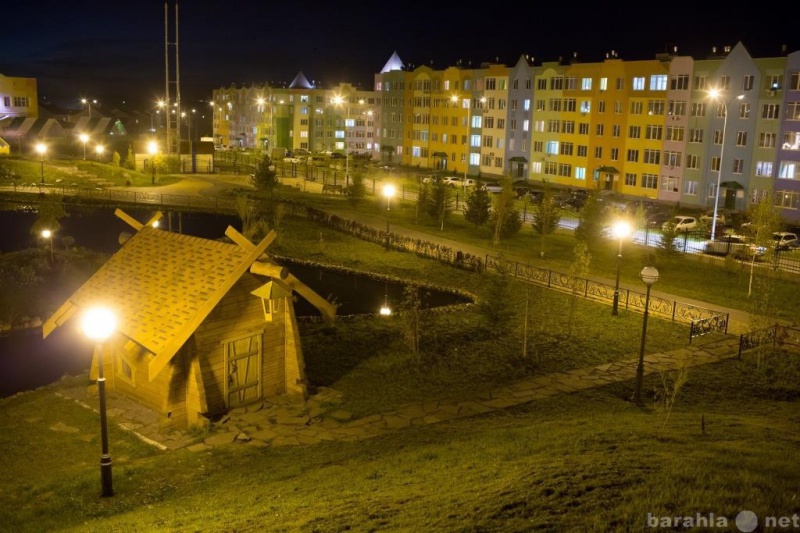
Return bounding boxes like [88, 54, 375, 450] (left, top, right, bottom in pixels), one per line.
[662, 215, 697, 232]
[442, 176, 463, 187]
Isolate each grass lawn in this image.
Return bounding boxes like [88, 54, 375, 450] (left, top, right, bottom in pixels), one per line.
[1, 350, 798, 532]
[0, 162, 799, 530]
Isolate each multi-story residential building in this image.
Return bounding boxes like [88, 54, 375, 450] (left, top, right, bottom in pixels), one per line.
[0, 74, 38, 120]
[213, 42, 800, 223]
[211, 74, 379, 160]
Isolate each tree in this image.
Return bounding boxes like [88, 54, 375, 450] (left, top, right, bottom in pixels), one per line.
[123, 146, 136, 170]
[658, 219, 681, 257]
[401, 285, 422, 364]
[345, 171, 367, 206]
[464, 185, 491, 227]
[251, 156, 280, 198]
[31, 195, 68, 237]
[489, 178, 521, 245]
[745, 189, 782, 301]
[574, 189, 604, 247]
[477, 260, 514, 336]
[111, 151, 121, 167]
[566, 241, 591, 335]
[420, 177, 453, 228]
[532, 183, 561, 258]
[234, 194, 268, 241]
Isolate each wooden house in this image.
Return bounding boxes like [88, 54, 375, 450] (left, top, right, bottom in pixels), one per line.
[43, 209, 336, 430]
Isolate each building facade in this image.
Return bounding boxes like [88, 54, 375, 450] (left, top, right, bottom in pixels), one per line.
[212, 42, 800, 222]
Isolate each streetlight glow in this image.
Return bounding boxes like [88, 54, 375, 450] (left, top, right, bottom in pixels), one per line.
[42, 229, 53, 263]
[611, 220, 632, 315]
[148, 141, 159, 184]
[35, 143, 47, 185]
[383, 183, 396, 251]
[79, 133, 89, 160]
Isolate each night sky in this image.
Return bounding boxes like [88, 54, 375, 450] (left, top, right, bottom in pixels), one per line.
[2, 1, 797, 111]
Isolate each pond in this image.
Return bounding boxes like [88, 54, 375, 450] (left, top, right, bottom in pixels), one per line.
[0, 206, 472, 398]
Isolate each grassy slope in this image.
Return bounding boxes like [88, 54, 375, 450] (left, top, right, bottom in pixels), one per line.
[1, 354, 798, 532]
[0, 173, 798, 531]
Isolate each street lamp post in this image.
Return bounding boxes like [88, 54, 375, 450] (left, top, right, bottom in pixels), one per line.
[35, 143, 46, 185]
[42, 229, 53, 263]
[148, 141, 158, 184]
[81, 98, 97, 119]
[81, 307, 117, 497]
[634, 266, 659, 404]
[79, 133, 89, 160]
[707, 89, 744, 242]
[95, 145, 105, 163]
[383, 183, 396, 251]
[611, 220, 632, 315]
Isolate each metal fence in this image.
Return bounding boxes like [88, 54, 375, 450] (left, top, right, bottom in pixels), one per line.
[484, 254, 729, 342]
[738, 324, 800, 357]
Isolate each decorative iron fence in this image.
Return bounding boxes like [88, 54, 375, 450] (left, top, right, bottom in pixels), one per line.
[485, 254, 729, 341]
[739, 324, 800, 357]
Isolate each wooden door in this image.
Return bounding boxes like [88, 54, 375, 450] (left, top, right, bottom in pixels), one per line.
[224, 334, 262, 408]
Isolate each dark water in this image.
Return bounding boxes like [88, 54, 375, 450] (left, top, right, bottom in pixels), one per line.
[0, 208, 471, 398]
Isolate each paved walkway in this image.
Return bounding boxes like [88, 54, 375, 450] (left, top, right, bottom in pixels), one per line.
[55, 336, 742, 452]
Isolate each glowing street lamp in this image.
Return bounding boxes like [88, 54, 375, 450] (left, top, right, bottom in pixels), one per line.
[611, 220, 632, 315]
[383, 183, 396, 251]
[79, 133, 89, 160]
[81, 306, 118, 497]
[634, 266, 659, 404]
[707, 89, 744, 242]
[148, 141, 159, 184]
[81, 97, 97, 119]
[95, 144, 105, 162]
[35, 143, 47, 185]
[41, 229, 53, 263]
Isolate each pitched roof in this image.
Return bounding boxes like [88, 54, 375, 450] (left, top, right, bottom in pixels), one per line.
[381, 51, 404, 73]
[44, 224, 275, 381]
[289, 71, 314, 89]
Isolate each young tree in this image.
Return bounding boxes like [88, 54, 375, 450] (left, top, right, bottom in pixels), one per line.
[658, 219, 681, 257]
[566, 241, 591, 335]
[464, 185, 492, 227]
[532, 183, 562, 258]
[745, 190, 782, 300]
[123, 146, 136, 170]
[421, 177, 453, 228]
[251, 156, 280, 198]
[345, 171, 367, 206]
[574, 189, 605, 247]
[400, 285, 422, 364]
[477, 260, 515, 336]
[489, 178, 521, 245]
[31, 195, 69, 237]
[111, 151, 121, 167]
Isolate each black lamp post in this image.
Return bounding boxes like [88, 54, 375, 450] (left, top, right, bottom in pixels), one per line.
[81, 307, 117, 497]
[611, 220, 632, 315]
[383, 183, 396, 251]
[634, 266, 659, 403]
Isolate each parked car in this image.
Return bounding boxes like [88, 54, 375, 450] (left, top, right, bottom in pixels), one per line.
[645, 212, 672, 229]
[772, 232, 799, 251]
[463, 178, 478, 187]
[699, 210, 728, 226]
[481, 183, 504, 194]
[662, 215, 698, 232]
[441, 176, 463, 187]
[703, 235, 765, 260]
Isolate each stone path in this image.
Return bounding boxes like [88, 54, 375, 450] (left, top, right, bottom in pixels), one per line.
[56, 336, 742, 452]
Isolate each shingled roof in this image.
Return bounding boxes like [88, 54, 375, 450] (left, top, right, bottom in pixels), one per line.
[44, 223, 274, 381]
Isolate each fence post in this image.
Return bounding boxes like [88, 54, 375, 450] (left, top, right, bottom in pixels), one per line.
[738, 335, 744, 359]
[672, 302, 677, 322]
[548, 269, 552, 288]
